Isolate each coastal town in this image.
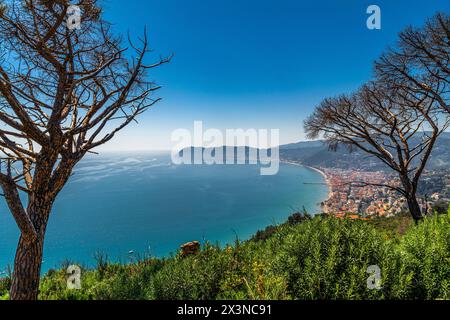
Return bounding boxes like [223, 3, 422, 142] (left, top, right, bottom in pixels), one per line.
[284, 160, 450, 219]
[320, 168, 450, 219]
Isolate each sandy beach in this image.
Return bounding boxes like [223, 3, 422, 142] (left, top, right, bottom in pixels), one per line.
[281, 160, 332, 202]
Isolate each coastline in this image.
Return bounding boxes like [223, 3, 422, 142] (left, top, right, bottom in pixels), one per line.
[2, 157, 331, 272]
[281, 160, 332, 204]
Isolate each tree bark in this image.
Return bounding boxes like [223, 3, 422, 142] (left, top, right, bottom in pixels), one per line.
[9, 197, 51, 300]
[9, 236, 45, 300]
[398, 174, 423, 223]
[405, 194, 423, 223]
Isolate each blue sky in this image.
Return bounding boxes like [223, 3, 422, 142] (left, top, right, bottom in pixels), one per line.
[98, 0, 449, 151]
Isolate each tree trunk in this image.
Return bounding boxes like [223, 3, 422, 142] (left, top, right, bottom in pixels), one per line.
[399, 174, 423, 223]
[9, 235, 45, 300]
[405, 194, 423, 223]
[10, 197, 51, 300]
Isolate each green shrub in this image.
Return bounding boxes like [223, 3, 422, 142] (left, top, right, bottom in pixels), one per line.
[0, 276, 11, 298]
[274, 217, 407, 299]
[39, 258, 163, 300]
[152, 243, 234, 300]
[26, 207, 450, 300]
[217, 240, 290, 300]
[398, 213, 450, 299]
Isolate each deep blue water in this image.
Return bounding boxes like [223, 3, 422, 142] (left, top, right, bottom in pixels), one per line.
[0, 152, 328, 273]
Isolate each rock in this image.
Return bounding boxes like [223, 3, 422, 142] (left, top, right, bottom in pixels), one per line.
[180, 241, 200, 257]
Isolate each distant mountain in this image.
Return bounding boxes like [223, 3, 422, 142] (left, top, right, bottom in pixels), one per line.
[280, 132, 450, 171]
[177, 132, 450, 171]
[280, 140, 324, 150]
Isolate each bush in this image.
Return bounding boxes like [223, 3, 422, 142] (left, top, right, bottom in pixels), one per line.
[0, 276, 11, 298]
[152, 243, 234, 300]
[273, 217, 408, 299]
[398, 212, 450, 299]
[32, 208, 450, 300]
[39, 258, 164, 300]
[217, 240, 290, 300]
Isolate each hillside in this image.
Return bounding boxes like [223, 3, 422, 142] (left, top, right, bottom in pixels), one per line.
[280, 132, 450, 171]
[178, 133, 450, 171]
[1, 210, 448, 300]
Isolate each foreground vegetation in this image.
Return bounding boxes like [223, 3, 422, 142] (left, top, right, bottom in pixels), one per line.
[1, 209, 449, 300]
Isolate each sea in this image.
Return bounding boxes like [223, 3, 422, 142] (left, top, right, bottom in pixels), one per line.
[0, 152, 328, 273]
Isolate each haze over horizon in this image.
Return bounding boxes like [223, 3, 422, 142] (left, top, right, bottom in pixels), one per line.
[94, 0, 449, 151]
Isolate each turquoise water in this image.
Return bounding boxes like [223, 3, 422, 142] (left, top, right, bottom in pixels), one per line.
[0, 152, 328, 273]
